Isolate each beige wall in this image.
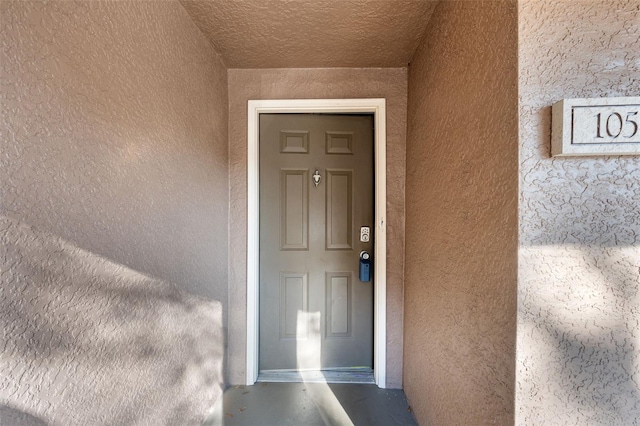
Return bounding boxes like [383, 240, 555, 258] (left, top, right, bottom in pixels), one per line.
[227, 68, 408, 388]
[0, 1, 228, 423]
[404, 1, 518, 424]
[1, 0, 229, 302]
[1, 217, 224, 425]
[517, 1, 640, 424]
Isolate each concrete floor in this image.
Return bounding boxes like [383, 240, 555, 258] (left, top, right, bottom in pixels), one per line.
[203, 383, 417, 426]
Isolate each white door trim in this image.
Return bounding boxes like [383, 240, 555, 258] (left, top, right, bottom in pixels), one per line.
[247, 98, 387, 388]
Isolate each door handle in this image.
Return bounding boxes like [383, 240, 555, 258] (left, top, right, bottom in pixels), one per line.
[359, 251, 371, 282]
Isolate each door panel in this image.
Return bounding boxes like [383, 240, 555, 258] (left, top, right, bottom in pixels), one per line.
[259, 113, 374, 371]
[326, 272, 352, 338]
[280, 272, 308, 339]
[280, 169, 308, 250]
[326, 170, 353, 250]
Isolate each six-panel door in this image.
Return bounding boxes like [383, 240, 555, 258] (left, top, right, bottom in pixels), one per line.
[259, 113, 374, 371]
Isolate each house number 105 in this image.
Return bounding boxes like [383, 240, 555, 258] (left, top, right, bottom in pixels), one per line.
[596, 111, 638, 139]
[552, 97, 640, 156]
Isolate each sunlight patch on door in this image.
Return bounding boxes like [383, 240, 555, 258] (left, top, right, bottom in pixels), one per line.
[296, 310, 321, 370]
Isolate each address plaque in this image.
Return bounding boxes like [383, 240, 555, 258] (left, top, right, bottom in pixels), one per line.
[551, 96, 640, 156]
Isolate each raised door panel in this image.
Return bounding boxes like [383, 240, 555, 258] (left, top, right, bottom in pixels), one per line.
[325, 170, 353, 250]
[280, 169, 308, 250]
[326, 131, 354, 155]
[326, 272, 352, 338]
[280, 272, 308, 339]
[280, 130, 309, 154]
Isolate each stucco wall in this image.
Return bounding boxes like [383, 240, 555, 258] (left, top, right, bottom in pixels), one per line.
[1, 1, 228, 423]
[404, 1, 518, 424]
[227, 68, 407, 388]
[1, 0, 229, 301]
[517, 1, 640, 424]
[0, 217, 224, 425]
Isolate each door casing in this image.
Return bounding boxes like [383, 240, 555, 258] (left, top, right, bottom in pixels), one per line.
[246, 98, 387, 388]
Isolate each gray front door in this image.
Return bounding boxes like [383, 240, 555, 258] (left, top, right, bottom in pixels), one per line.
[259, 113, 374, 372]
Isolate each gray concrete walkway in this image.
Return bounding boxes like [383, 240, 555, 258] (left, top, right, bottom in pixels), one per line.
[204, 383, 417, 426]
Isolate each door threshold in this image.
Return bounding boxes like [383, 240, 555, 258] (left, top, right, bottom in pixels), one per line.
[257, 368, 375, 384]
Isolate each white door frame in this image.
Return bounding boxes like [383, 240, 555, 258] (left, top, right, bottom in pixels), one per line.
[246, 98, 387, 388]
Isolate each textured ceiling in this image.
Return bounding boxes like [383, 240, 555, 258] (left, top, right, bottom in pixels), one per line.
[180, 0, 438, 68]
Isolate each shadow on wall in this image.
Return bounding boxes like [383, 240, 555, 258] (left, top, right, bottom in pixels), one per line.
[0, 216, 225, 425]
[518, 102, 640, 422]
[519, 245, 640, 423]
[0, 405, 47, 426]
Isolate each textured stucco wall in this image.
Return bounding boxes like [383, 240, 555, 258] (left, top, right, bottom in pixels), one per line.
[1, 0, 229, 301]
[0, 217, 224, 425]
[1, 1, 228, 424]
[517, 1, 640, 424]
[404, 1, 518, 424]
[227, 68, 407, 388]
